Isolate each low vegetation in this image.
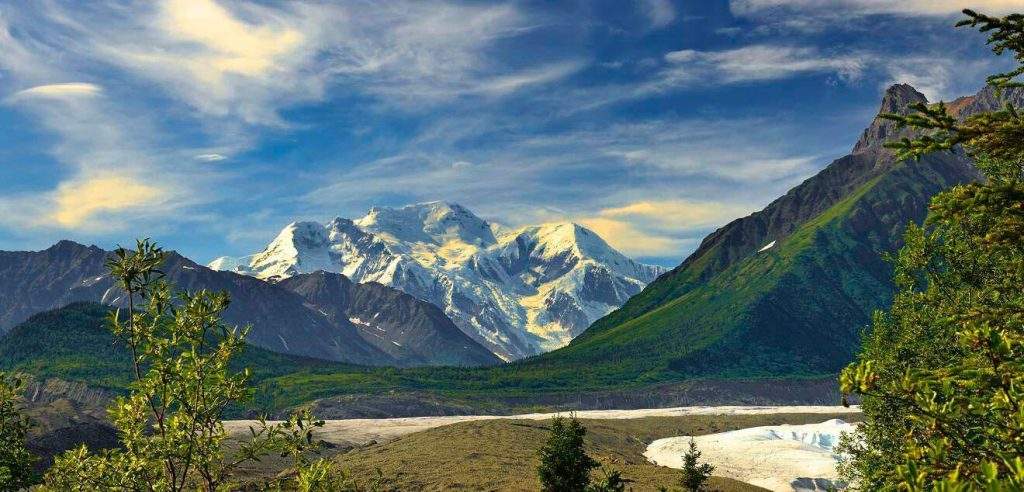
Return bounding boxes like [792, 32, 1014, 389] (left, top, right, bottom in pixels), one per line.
[0, 373, 35, 491]
[3, 240, 337, 490]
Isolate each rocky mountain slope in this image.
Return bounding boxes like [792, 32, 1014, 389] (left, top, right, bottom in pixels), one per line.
[529, 83, 996, 381]
[210, 202, 664, 360]
[278, 271, 498, 366]
[0, 242, 498, 367]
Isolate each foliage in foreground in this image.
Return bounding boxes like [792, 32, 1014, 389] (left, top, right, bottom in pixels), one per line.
[0, 372, 35, 491]
[840, 8, 1024, 491]
[41, 240, 335, 491]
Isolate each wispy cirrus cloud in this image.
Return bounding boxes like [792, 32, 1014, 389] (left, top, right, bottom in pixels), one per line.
[194, 153, 228, 162]
[731, 0, 1022, 17]
[303, 113, 818, 261]
[638, 0, 677, 29]
[8, 83, 103, 101]
[0, 0, 1007, 264]
[660, 45, 866, 85]
[0, 0, 578, 236]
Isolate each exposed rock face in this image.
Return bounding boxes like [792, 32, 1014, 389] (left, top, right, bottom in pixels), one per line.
[278, 272, 499, 366]
[210, 202, 664, 360]
[0, 242, 497, 367]
[852, 83, 929, 153]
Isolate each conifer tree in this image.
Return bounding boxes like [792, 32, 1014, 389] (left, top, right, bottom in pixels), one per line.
[840, 8, 1024, 490]
[679, 438, 714, 492]
[537, 415, 600, 492]
[587, 468, 627, 492]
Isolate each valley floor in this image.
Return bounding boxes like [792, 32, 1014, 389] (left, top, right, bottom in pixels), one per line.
[225, 406, 860, 491]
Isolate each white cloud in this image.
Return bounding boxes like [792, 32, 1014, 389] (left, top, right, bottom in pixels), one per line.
[880, 56, 1003, 102]
[639, 0, 677, 29]
[11, 0, 567, 124]
[473, 61, 586, 96]
[0, 0, 578, 235]
[49, 175, 165, 228]
[599, 200, 752, 227]
[660, 45, 865, 86]
[75, 0, 319, 125]
[732, 0, 1022, 17]
[577, 199, 754, 257]
[577, 216, 683, 257]
[195, 153, 227, 162]
[8, 83, 102, 101]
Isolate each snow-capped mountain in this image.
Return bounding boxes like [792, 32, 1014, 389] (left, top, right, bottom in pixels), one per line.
[209, 202, 666, 360]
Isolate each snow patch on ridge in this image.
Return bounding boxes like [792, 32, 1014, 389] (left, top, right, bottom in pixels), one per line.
[758, 240, 777, 252]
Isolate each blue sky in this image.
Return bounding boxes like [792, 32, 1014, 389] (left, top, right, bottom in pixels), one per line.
[0, 0, 1016, 266]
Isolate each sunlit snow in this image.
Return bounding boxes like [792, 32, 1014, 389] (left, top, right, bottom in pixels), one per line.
[208, 202, 665, 360]
[644, 419, 856, 491]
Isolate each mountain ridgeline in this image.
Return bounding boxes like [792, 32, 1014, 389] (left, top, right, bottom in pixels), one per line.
[209, 202, 665, 360]
[530, 83, 1018, 382]
[0, 242, 498, 367]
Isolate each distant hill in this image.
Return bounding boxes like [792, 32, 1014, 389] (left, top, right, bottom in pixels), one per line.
[0, 242, 498, 367]
[0, 302, 337, 392]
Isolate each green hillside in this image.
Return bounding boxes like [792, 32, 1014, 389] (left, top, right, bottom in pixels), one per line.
[539, 155, 970, 381]
[0, 302, 339, 393]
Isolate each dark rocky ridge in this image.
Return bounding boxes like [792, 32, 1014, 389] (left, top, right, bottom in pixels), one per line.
[0, 241, 498, 367]
[278, 272, 499, 366]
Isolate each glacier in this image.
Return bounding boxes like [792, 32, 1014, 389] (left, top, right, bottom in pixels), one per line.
[209, 201, 665, 360]
[644, 419, 856, 491]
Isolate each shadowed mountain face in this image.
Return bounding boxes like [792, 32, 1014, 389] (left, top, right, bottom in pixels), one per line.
[0, 242, 498, 367]
[278, 272, 499, 366]
[524, 83, 997, 381]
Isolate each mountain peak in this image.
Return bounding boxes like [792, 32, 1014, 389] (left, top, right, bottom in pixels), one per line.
[880, 83, 928, 113]
[853, 83, 929, 154]
[356, 201, 494, 246]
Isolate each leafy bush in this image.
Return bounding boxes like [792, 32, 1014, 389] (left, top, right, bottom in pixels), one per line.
[42, 240, 331, 491]
[0, 372, 36, 491]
